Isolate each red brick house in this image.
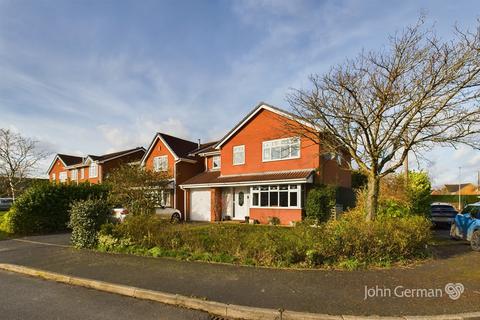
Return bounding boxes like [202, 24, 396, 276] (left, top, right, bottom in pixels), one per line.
[47, 147, 146, 184]
[180, 102, 351, 225]
[140, 132, 216, 216]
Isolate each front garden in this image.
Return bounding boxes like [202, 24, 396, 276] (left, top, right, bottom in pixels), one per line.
[0, 169, 434, 270]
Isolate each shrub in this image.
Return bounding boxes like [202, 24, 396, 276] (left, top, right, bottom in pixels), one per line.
[407, 171, 431, 216]
[97, 212, 431, 269]
[4, 182, 109, 234]
[69, 199, 111, 248]
[268, 216, 281, 225]
[306, 185, 336, 222]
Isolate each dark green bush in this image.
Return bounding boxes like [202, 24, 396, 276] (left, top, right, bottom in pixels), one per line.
[69, 199, 111, 248]
[407, 171, 431, 216]
[4, 182, 109, 234]
[98, 213, 431, 269]
[305, 185, 336, 222]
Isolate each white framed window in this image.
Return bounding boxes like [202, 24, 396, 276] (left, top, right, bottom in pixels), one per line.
[212, 156, 221, 170]
[52, 173, 56, 181]
[80, 168, 85, 179]
[262, 137, 300, 162]
[59, 171, 68, 182]
[233, 145, 245, 165]
[89, 163, 98, 178]
[71, 169, 78, 181]
[251, 184, 302, 209]
[153, 155, 168, 172]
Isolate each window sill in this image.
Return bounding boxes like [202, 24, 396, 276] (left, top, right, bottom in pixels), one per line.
[262, 155, 301, 163]
[251, 206, 302, 210]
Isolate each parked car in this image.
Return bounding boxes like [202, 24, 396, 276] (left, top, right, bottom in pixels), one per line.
[111, 206, 182, 223]
[0, 198, 13, 211]
[155, 207, 182, 223]
[450, 202, 480, 251]
[430, 202, 458, 227]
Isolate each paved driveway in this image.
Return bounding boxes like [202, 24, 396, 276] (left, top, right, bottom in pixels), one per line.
[1, 232, 479, 316]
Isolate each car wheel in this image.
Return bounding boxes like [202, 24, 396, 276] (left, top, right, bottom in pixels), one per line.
[471, 231, 480, 251]
[170, 212, 181, 224]
[450, 223, 459, 240]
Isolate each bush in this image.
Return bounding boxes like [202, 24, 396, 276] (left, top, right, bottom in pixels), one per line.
[69, 199, 111, 248]
[97, 213, 431, 269]
[407, 171, 431, 216]
[4, 182, 109, 234]
[306, 185, 336, 222]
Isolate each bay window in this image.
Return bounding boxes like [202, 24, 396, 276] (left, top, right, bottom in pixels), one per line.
[251, 184, 302, 209]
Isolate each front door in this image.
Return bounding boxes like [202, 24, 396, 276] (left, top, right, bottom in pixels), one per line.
[233, 187, 250, 220]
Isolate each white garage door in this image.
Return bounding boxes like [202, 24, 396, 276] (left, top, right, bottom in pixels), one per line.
[190, 189, 211, 221]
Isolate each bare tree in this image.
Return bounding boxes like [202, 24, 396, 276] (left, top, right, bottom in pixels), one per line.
[287, 18, 480, 221]
[0, 129, 49, 200]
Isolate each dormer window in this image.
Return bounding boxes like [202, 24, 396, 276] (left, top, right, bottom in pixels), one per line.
[212, 156, 221, 170]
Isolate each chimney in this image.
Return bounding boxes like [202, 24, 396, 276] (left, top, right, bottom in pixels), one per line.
[197, 139, 201, 149]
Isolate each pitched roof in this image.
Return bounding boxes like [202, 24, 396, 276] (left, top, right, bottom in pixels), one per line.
[158, 133, 199, 159]
[181, 169, 315, 187]
[141, 133, 202, 165]
[188, 141, 219, 156]
[214, 102, 317, 149]
[87, 147, 145, 162]
[57, 154, 83, 166]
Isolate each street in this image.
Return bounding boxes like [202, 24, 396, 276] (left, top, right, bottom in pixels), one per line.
[0, 270, 212, 320]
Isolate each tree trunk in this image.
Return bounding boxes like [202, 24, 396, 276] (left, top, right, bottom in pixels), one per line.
[8, 177, 15, 201]
[366, 174, 380, 221]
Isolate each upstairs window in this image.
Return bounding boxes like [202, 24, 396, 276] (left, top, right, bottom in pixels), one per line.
[212, 156, 221, 170]
[71, 169, 78, 181]
[59, 171, 68, 182]
[52, 173, 56, 181]
[262, 137, 300, 162]
[153, 155, 168, 172]
[89, 163, 98, 178]
[80, 168, 85, 180]
[233, 145, 245, 165]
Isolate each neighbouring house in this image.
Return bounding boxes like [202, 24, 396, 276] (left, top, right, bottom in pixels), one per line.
[47, 147, 146, 184]
[432, 183, 480, 196]
[180, 102, 352, 225]
[140, 132, 216, 216]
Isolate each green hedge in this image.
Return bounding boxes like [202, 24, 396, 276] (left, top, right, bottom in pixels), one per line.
[69, 199, 111, 249]
[3, 182, 109, 234]
[306, 185, 355, 222]
[431, 195, 480, 208]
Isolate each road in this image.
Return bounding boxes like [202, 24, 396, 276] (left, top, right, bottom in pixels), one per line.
[0, 270, 213, 320]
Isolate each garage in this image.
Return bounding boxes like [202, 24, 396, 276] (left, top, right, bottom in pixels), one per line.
[190, 188, 211, 221]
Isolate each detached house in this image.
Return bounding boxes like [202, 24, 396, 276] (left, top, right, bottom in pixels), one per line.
[47, 147, 146, 184]
[180, 103, 351, 225]
[140, 133, 216, 215]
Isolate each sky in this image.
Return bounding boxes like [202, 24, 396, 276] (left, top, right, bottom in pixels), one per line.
[0, 0, 479, 187]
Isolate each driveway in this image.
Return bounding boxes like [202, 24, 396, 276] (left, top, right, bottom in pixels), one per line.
[0, 232, 479, 316]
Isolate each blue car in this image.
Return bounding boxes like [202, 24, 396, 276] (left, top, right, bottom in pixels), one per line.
[450, 202, 480, 251]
